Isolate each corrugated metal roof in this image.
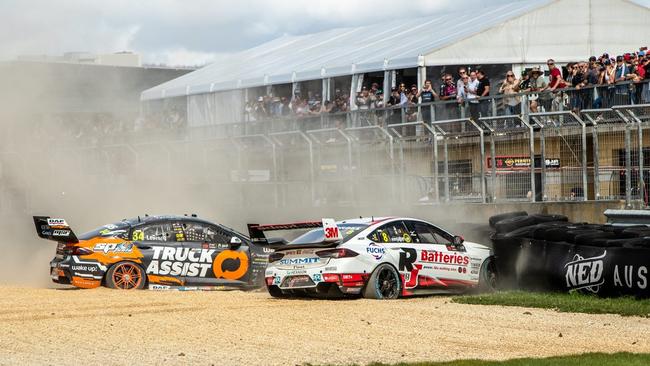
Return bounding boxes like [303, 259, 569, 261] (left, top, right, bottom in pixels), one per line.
[142, 0, 553, 100]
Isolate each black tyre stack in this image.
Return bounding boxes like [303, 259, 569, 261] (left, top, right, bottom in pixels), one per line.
[488, 211, 650, 298]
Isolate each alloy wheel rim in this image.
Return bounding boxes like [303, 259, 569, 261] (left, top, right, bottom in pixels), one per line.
[113, 263, 142, 289]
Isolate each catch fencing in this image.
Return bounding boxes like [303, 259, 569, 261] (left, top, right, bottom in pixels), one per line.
[1, 88, 650, 212]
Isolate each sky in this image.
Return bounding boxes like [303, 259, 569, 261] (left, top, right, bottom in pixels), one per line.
[1, 0, 648, 67]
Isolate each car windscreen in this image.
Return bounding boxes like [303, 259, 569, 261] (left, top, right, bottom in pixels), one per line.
[78, 221, 131, 240]
[289, 224, 368, 244]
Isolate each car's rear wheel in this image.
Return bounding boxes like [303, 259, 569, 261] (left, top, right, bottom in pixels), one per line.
[106, 262, 146, 290]
[363, 263, 401, 299]
[267, 285, 288, 298]
[479, 257, 498, 292]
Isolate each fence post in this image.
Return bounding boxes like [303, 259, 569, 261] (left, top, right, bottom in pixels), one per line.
[636, 112, 644, 206]
[443, 138, 450, 202]
[539, 123, 546, 201]
[432, 130, 440, 203]
[593, 121, 600, 200]
[581, 116, 589, 202]
[625, 124, 632, 208]
[490, 135, 497, 202]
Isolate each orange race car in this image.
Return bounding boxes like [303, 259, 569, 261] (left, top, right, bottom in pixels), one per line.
[34, 215, 276, 290]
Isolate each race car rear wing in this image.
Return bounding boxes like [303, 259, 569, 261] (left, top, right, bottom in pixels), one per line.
[33, 216, 79, 244]
[247, 218, 341, 245]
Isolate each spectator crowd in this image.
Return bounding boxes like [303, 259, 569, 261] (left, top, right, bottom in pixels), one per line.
[242, 47, 650, 125]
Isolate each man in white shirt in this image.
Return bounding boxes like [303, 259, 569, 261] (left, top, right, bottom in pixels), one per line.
[465, 71, 480, 122]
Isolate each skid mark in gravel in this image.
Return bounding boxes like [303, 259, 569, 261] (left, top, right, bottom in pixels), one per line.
[0, 286, 648, 366]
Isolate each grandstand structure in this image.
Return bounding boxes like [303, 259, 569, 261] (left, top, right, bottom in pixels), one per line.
[1, 0, 649, 216]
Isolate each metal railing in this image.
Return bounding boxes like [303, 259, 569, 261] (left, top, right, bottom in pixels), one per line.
[1, 83, 650, 211]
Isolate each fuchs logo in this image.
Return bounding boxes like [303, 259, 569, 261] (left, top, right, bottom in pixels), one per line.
[564, 251, 606, 293]
[366, 243, 385, 260]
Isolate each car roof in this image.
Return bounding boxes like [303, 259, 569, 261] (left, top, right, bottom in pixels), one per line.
[337, 217, 394, 225]
[122, 215, 212, 225]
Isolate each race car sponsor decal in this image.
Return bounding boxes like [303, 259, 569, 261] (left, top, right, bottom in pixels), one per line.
[366, 243, 386, 260]
[149, 284, 172, 290]
[286, 270, 307, 275]
[93, 243, 133, 254]
[213, 250, 249, 280]
[278, 257, 321, 266]
[613, 265, 648, 290]
[71, 276, 101, 289]
[398, 248, 421, 288]
[312, 273, 322, 282]
[420, 250, 470, 266]
[564, 251, 606, 293]
[53, 229, 71, 237]
[47, 218, 68, 227]
[145, 247, 249, 280]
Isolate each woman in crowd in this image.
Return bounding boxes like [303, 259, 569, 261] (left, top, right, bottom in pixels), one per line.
[499, 71, 520, 115]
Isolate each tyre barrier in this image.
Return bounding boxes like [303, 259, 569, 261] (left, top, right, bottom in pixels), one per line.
[489, 212, 650, 298]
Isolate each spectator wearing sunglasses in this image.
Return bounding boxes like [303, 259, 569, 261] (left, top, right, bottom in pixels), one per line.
[419, 80, 438, 125]
[499, 71, 520, 116]
[547, 59, 566, 91]
[439, 74, 458, 120]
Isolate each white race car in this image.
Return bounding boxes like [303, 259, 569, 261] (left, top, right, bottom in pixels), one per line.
[248, 217, 497, 299]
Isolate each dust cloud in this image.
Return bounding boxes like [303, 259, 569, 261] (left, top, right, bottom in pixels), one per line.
[0, 62, 494, 287]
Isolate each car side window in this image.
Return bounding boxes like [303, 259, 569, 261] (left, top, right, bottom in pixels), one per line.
[408, 221, 451, 244]
[183, 222, 231, 244]
[368, 221, 415, 244]
[132, 222, 175, 242]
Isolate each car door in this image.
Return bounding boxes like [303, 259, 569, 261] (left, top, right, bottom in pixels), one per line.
[404, 220, 473, 288]
[180, 220, 251, 287]
[367, 220, 421, 289]
[131, 221, 185, 287]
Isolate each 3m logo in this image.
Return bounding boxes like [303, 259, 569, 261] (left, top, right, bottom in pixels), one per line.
[564, 251, 606, 293]
[325, 227, 339, 240]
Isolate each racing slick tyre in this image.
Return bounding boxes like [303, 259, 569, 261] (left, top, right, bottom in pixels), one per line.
[478, 257, 498, 292]
[489, 211, 528, 229]
[363, 263, 401, 300]
[494, 215, 537, 234]
[105, 261, 146, 290]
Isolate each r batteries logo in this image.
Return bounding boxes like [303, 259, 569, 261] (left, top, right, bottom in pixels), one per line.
[564, 251, 606, 293]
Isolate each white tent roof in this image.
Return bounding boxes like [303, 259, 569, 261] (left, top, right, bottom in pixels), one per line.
[142, 0, 649, 101]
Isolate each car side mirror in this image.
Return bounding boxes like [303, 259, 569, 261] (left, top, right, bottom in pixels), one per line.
[453, 235, 464, 246]
[230, 236, 242, 249]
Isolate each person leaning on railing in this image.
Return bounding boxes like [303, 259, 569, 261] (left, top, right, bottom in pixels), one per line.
[521, 67, 547, 113]
[498, 71, 520, 116]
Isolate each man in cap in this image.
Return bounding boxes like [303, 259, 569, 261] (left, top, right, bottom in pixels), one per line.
[523, 67, 548, 112]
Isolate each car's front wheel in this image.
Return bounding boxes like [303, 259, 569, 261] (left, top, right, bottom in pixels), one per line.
[363, 263, 401, 299]
[106, 261, 146, 290]
[478, 257, 498, 292]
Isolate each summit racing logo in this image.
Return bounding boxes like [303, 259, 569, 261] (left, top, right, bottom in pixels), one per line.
[278, 257, 320, 266]
[420, 250, 470, 266]
[366, 243, 385, 260]
[564, 251, 606, 293]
